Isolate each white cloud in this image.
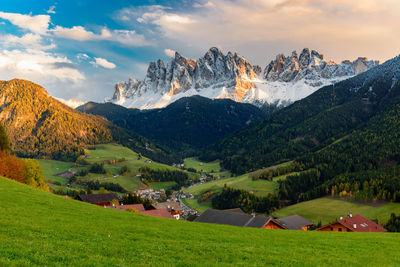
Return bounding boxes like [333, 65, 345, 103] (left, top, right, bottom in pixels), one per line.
[0, 11, 50, 34]
[164, 48, 175, 57]
[50, 26, 151, 46]
[90, 57, 116, 69]
[0, 49, 85, 83]
[46, 5, 56, 14]
[127, 1, 400, 63]
[0, 33, 56, 50]
[76, 53, 90, 61]
[54, 97, 84, 108]
[193, 1, 215, 8]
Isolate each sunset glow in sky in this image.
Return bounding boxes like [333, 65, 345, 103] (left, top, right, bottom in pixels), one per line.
[0, 0, 399, 101]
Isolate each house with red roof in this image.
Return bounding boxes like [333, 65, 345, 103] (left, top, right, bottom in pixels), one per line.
[139, 209, 174, 219]
[317, 214, 387, 232]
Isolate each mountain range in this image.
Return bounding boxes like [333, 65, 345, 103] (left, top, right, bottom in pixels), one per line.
[109, 47, 379, 109]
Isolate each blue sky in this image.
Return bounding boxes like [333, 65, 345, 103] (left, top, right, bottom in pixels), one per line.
[0, 0, 399, 102]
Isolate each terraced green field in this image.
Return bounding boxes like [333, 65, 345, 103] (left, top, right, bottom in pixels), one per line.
[273, 197, 400, 225]
[1, 177, 400, 266]
[39, 144, 196, 193]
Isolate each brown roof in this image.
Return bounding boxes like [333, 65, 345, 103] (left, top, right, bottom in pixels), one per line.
[77, 193, 118, 204]
[318, 214, 387, 232]
[153, 201, 183, 211]
[106, 204, 145, 212]
[139, 209, 174, 219]
[223, 208, 245, 214]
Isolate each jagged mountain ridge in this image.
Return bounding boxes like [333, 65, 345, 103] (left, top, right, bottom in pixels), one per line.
[110, 47, 379, 109]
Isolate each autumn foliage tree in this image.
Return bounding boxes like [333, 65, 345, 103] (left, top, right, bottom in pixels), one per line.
[0, 123, 48, 191]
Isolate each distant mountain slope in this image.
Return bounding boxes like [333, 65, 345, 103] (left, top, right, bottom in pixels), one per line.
[0, 79, 175, 163]
[78, 96, 266, 154]
[204, 55, 400, 174]
[109, 47, 378, 109]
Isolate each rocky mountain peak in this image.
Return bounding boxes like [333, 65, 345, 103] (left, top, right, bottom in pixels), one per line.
[110, 47, 379, 109]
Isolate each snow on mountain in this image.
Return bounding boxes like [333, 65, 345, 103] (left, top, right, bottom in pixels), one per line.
[109, 47, 379, 109]
[55, 97, 85, 109]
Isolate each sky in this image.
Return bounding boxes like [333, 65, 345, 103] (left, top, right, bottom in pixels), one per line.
[0, 0, 399, 102]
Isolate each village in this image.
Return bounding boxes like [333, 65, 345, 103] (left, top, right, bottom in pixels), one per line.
[73, 189, 387, 232]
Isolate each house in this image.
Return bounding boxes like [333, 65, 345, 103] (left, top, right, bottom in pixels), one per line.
[277, 215, 314, 230]
[139, 209, 174, 219]
[317, 214, 387, 232]
[153, 202, 183, 220]
[194, 209, 287, 229]
[223, 208, 245, 214]
[106, 204, 145, 212]
[77, 193, 118, 206]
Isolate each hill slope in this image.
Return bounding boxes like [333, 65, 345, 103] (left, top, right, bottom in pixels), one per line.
[1, 176, 400, 266]
[205, 55, 400, 174]
[78, 95, 266, 153]
[0, 79, 176, 163]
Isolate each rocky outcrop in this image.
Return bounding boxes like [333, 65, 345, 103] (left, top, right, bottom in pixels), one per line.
[110, 48, 379, 109]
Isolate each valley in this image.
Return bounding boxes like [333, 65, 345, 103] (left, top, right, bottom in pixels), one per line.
[1, 1, 399, 266]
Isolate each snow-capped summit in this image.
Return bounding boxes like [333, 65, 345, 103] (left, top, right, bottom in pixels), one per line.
[109, 48, 379, 109]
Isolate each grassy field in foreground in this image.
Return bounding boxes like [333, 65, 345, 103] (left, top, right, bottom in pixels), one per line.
[273, 197, 400, 225]
[1, 177, 400, 266]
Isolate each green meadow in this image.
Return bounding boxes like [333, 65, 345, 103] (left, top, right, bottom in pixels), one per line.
[38, 143, 196, 193]
[1, 177, 400, 266]
[273, 197, 400, 225]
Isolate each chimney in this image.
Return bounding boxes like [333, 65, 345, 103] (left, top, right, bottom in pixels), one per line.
[353, 224, 357, 229]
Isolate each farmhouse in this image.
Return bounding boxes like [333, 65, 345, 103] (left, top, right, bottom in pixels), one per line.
[153, 201, 183, 220]
[317, 214, 387, 232]
[77, 193, 118, 206]
[140, 209, 174, 219]
[277, 215, 314, 230]
[194, 209, 287, 229]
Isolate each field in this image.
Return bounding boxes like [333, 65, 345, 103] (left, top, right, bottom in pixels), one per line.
[184, 173, 279, 212]
[184, 157, 221, 172]
[1, 177, 400, 266]
[38, 143, 195, 193]
[273, 197, 400, 225]
[187, 173, 278, 197]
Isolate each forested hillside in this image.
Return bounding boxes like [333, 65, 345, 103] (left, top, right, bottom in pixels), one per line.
[204, 56, 400, 174]
[0, 79, 176, 163]
[78, 96, 266, 155]
[203, 55, 400, 206]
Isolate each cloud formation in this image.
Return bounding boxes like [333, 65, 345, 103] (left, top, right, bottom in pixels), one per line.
[90, 57, 116, 69]
[0, 11, 50, 34]
[126, 0, 400, 63]
[164, 48, 175, 57]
